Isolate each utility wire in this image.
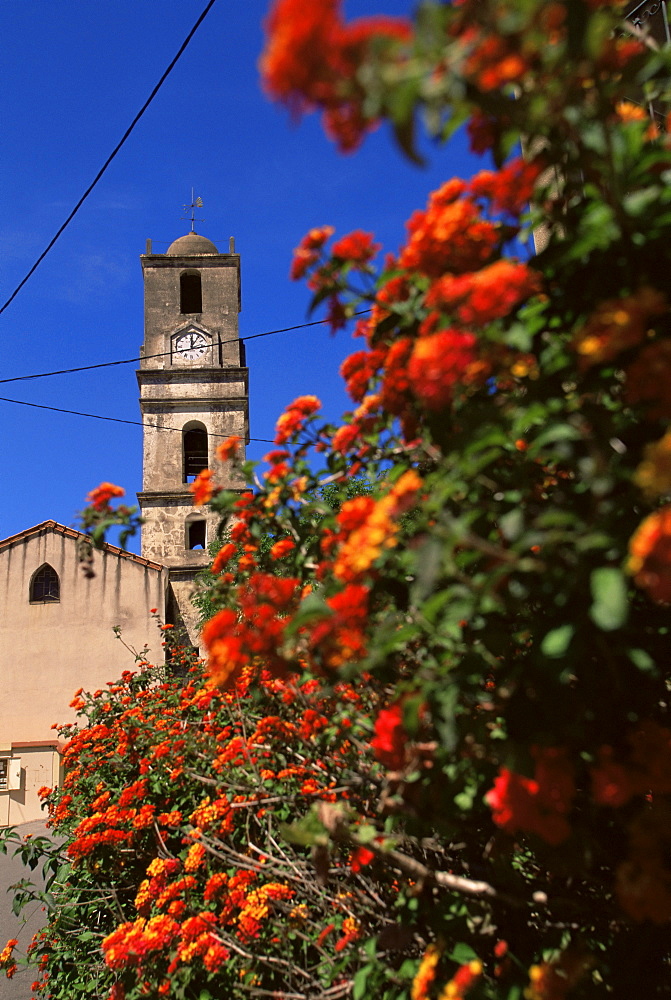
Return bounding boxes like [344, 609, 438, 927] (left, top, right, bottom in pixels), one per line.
[0, 395, 275, 444]
[0, 0, 217, 318]
[0, 311, 371, 386]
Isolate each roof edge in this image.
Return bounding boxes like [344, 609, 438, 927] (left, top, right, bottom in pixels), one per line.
[0, 520, 165, 572]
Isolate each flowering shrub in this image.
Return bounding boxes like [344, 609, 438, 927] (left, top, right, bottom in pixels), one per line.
[7, 1, 671, 997]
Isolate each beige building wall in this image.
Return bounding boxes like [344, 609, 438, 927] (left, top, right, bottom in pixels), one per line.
[0, 521, 168, 822]
[0, 743, 62, 827]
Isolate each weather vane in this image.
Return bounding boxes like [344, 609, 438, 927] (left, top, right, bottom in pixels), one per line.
[182, 188, 204, 232]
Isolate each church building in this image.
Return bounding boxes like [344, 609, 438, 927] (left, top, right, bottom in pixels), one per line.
[0, 229, 248, 824]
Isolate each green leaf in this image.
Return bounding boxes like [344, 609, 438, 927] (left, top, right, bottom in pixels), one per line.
[357, 824, 377, 844]
[353, 964, 373, 1000]
[590, 567, 628, 631]
[280, 813, 328, 848]
[499, 508, 524, 542]
[541, 624, 574, 658]
[448, 942, 478, 964]
[623, 186, 661, 218]
[628, 648, 656, 673]
[392, 115, 426, 167]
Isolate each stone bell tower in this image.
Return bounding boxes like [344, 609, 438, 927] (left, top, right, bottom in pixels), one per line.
[137, 229, 248, 641]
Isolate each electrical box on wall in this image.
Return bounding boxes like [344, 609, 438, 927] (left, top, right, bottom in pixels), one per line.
[0, 757, 22, 791]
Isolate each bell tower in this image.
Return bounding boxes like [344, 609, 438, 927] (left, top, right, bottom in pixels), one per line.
[137, 229, 248, 641]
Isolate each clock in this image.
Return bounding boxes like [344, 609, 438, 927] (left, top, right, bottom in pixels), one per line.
[174, 331, 208, 360]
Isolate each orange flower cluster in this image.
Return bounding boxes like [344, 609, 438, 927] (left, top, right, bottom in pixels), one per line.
[331, 229, 380, 264]
[572, 287, 666, 368]
[237, 882, 294, 940]
[42, 641, 382, 999]
[439, 960, 483, 999]
[399, 179, 499, 279]
[216, 434, 242, 461]
[274, 394, 322, 444]
[291, 226, 335, 280]
[525, 950, 592, 1000]
[407, 329, 477, 411]
[260, 0, 411, 151]
[86, 482, 125, 511]
[462, 28, 530, 92]
[103, 915, 180, 970]
[0, 938, 17, 980]
[628, 506, 671, 603]
[308, 583, 370, 671]
[330, 469, 422, 582]
[211, 542, 237, 575]
[202, 573, 300, 687]
[412, 942, 442, 1000]
[167, 912, 224, 971]
[427, 258, 541, 326]
[468, 157, 543, 216]
[189, 794, 234, 835]
[190, 468, 216, 506]
[633, 431, 671, 499]
[134, 858, 183, 916]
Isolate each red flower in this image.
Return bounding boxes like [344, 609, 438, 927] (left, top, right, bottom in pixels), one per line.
[260, 0, 411, 152]
[216, 435, 242, 461]
[270, 538, 296, 560]
[274, 395, 322, 443]
[86, 482, 125, 511]
[469, 157, 543, 216]
[371, 703, 406, 770]
[399, 179, 498, 278]
[190, 469, 217, 505]
[211, 543, 237, 575]
[408, 329, 477, 410]
[290, 226, 335, 279]
[350, 846, 375, 872]
[331, 229, 380, 264]
[486, 747, 575, 846]
[427, 260, 541, 326]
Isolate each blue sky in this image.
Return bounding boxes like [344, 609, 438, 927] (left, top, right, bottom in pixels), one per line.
[1, 1, 483, 549]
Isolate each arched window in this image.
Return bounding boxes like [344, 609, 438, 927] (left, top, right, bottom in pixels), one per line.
[183, 422, 208, 483]
[186, 517, 206, 550]
[180, 270, 202, 314]
[30, 564, 60, 603]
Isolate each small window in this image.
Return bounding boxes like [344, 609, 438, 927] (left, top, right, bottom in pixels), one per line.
[30, 564, 60, 603]
[187, 519, 206, 550]
[0, 759, 7, 791]
[180, 271, 202, 314]
[183, 424, 208, 482]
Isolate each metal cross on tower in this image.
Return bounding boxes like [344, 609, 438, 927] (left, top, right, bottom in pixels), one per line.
[181, 189, 204, 232]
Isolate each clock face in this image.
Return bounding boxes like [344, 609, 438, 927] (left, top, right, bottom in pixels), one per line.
[174, 332, 208, 360]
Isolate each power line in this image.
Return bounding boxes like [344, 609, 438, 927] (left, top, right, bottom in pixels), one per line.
[0, 0, 217, 318]
[0, 394, 274, 444]
[0, 311, 371, 386]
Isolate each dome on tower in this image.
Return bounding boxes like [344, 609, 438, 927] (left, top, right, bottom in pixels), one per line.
[166, 231, 219, 255]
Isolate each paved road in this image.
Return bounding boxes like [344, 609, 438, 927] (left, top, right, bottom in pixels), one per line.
[0, 822, 50, 1000]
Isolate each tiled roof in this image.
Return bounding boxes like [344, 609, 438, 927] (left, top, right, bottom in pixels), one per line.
[0, 520, 165, 572]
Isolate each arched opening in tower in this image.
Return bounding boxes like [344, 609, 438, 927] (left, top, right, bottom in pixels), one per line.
[180, 271, 202, 314]
[183, 425, 208, 483]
